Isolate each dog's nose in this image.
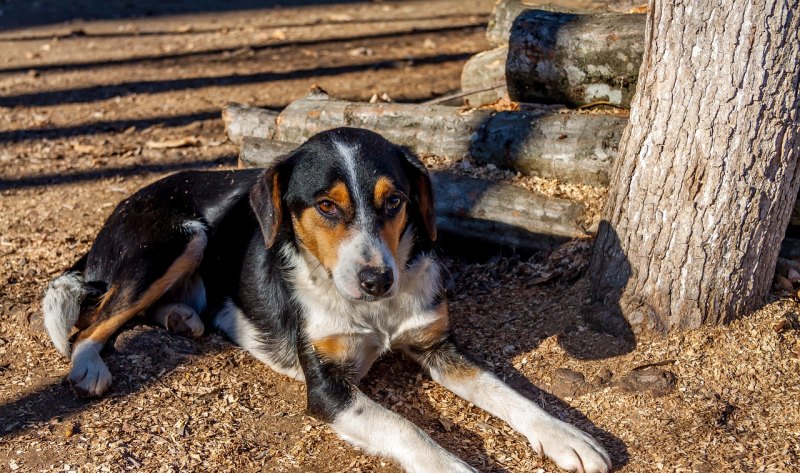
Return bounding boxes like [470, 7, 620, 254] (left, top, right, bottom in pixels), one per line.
[358, 267, 393, 297]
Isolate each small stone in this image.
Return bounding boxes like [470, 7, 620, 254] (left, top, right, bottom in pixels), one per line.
[63, 422, 79, 438]
[616, 367, 677, 397]
[550, 368, 586, 398]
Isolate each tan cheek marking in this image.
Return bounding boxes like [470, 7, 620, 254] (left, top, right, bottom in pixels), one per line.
[293, 208, 349, 271]
[381, 206, 407, 259]
[375, 176, 407, 259]
[313, 335, 354, 362]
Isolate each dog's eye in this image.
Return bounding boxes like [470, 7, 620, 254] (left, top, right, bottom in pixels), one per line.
[386, 195, 403, 211]
[316, 200, 338, 217]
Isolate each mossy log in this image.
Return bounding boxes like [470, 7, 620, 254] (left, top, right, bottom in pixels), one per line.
[238, 137, 589, 249]
[224, 93, 628, 185]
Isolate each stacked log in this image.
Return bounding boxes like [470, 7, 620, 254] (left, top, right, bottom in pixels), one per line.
[237, 137, 588, 250]
[225, 93, 627, 185]
[462, 0, 645, 107]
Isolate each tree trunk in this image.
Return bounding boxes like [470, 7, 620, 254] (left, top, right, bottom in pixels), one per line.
[588, 0, 800, 332]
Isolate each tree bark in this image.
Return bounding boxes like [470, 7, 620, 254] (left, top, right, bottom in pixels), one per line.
[588, 0, 800, 332]
[225, 93, 629, 184]
[506, 10, 645, 107]
[238, 137, 589, 249]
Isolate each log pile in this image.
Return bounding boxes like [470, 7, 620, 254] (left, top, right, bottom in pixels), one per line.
[236, 137, 589, 250]
[220, 0, 650, 250]
[225, 92, 626, 186]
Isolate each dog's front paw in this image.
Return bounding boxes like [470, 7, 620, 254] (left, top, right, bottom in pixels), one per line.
[528, 420, 611, 473]
[68, 341, 112, 397]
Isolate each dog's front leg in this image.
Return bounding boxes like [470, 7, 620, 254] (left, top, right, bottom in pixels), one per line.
[298, 342, 475, 473]
[408, 338, 612, 473]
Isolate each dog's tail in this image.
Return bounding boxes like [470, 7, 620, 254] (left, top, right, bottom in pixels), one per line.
[43, 254, 92, 357]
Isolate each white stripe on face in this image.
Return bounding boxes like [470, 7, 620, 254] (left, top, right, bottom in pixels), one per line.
[329, 139, 399, 300]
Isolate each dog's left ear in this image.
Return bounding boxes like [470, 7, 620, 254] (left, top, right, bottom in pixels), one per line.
[398, 146, 437, 241]
[250, 165, 285, 248]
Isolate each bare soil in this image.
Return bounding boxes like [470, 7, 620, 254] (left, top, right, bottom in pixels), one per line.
[1, 1, 798, 472]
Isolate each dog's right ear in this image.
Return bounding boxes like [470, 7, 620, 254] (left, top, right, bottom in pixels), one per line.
[250, 165, 284, 249]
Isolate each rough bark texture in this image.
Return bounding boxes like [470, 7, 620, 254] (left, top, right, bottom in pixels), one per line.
[227, 93, 628, 184]
[486, 0, 645, 45]
[588, 0, 800, 332]
[222, 102, 279, 145]
[238, 137, 588, 249]
[506, 10, 645, 107]
[460, 47, 509, 107]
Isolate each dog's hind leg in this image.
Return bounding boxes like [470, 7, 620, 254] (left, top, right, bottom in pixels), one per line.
[68, 230, 207, 397]
[149, 273, 206, 338]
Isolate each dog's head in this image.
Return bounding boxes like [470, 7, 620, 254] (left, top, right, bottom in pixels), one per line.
[250, 128, 436, 301]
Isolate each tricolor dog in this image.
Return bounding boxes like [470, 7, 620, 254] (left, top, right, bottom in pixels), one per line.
[43, 128, 611, 472]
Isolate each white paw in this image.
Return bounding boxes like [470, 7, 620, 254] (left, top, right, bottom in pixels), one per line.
[407, 454, 476, 473]
[68, 340, 112, 397]
[154, 303, 204, 338]
[528, 420, 611, 473]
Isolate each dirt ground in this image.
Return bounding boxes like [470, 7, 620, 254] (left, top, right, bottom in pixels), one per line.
[1, 1, 799, 472]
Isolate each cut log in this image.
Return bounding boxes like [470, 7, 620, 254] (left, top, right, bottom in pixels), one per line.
[238, 137, 588, 249]
[224, 93, 627, 185]
[506, 10, 645, 107]
[432, 172, 587, 248]
[222, 102, 279, 145]
[487, 0, 645, 45]
[238, 137, 296, 167]
[460, 47, 509, 107]
[273, 91, 492, 159]
[470, 110, 626, 185]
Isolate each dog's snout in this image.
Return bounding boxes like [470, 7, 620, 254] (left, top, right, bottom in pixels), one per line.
[358, 267, 393, 297]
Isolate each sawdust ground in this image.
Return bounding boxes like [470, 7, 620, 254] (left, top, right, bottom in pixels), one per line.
[1, 1, 799, 472]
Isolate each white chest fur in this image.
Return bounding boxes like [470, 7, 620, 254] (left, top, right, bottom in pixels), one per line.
[286, 244, 444, 380]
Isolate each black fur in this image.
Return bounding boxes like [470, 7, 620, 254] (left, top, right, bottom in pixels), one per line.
[67, 127, 436, 421]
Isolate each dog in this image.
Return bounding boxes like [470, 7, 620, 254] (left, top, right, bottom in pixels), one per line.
[42, 128, 611, 473]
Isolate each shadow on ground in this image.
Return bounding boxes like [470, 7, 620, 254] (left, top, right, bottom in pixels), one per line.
[0, 0, 359, 32]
